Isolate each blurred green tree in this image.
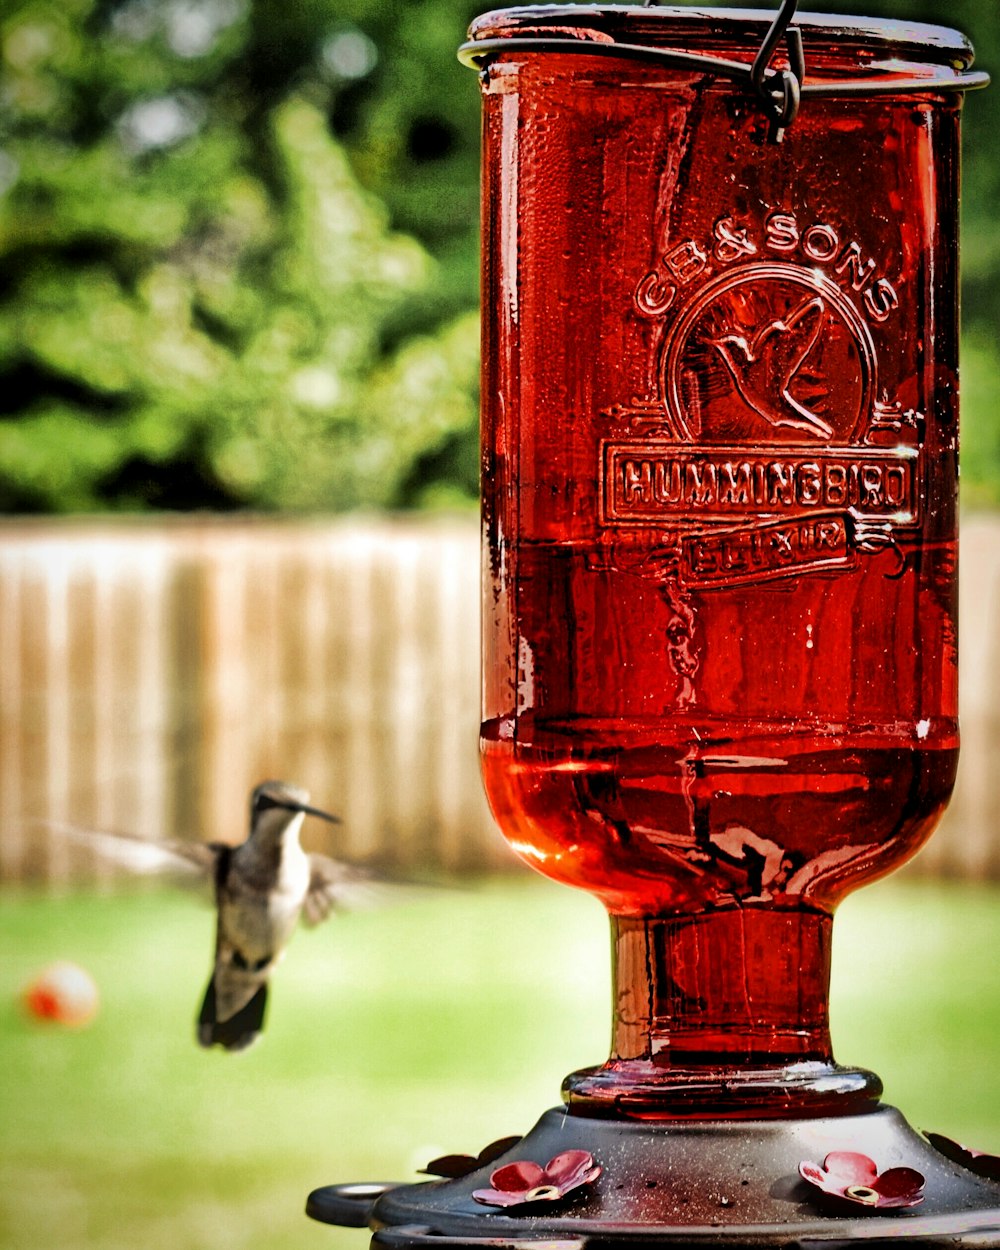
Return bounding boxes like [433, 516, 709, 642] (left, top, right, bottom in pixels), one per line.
[0, 0, 481, 511]
[0, 0, 996, 510]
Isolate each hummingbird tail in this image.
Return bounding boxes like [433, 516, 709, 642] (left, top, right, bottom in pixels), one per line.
[197, 976, 268, 1052]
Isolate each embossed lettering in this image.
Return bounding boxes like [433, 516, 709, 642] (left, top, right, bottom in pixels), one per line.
[815, 519, 844, 549]
[770, 527, 794, 559]
[803, 224, 840, 263]
[654, 462, 683, 504]
[834, 242, 878, 292]
[639, 212, 899, 331]
[864, 278, 899, 323]
[823, 464, 848, 507]
[623, 459, 652, 504]
[713, 217, 757, 264]
[884, 465, 908, 508]
[665, 240, 709, 285]
[634, 271, 676, 318]
[686, 462, 718, 505]
[768, 462, 796, 506]
[681, 515, 853, 587]
[765, 212, 800, 253]
[758, 213, 897, 321]
[860, 465, 884, 506]
[607, 445, 918, 523]
[718, 462, 754, 505]
[797, 463, 822, 506]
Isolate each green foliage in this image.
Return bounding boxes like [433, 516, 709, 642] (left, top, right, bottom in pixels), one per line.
[0, 0, 481, 512]
[0, 0, 998, 511]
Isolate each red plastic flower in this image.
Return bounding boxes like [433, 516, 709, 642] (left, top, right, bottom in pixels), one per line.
[799, 1152, 924, 1211]
[925, 1133, 1000, 1182]
[472, 1150, 601, 1208]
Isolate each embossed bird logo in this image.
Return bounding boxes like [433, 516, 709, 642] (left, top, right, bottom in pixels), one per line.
[709, 294, 832, 439]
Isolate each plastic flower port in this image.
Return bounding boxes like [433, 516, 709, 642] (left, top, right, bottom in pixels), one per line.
[799, 1152, 924, 1211]
[925, 1133, 1000, 1182]
[422, 1137, 523, 1180]
[472, 1150, 602, 1208]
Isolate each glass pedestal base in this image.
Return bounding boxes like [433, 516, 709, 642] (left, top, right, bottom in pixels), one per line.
[308, 1104, 1000, 1247]
[563, 1057, 882, 1119]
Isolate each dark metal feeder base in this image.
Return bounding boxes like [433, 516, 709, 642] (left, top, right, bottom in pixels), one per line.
[307, 1104, 1000, 1247]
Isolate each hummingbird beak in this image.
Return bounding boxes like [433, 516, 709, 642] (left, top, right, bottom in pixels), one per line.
[285, 801, 341, 825]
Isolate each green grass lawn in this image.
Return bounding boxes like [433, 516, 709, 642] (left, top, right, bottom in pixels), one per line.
[1, 876, 998, 1250]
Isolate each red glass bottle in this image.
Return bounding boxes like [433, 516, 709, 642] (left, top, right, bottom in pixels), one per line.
[475, 7, 977, 1118]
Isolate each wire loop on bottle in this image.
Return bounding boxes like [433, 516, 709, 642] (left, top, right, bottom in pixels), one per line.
[750, 0, 804, 141]
[458, 0, 988, 137]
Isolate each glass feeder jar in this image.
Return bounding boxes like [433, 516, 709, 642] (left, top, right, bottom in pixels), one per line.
[474, 4, 983, 1120]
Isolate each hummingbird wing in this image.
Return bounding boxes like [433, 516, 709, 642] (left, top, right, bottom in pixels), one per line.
[40, 820, 220, 877]
[751, 295, 826, 387]
[302, 855, 451, 925]
[302, 854, 381, 926]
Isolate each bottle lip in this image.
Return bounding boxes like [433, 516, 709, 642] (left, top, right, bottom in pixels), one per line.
[463, 5, 987, 93]
[468, 5, 976, 61]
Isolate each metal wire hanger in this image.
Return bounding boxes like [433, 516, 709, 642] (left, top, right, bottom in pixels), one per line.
[748, 0, 805, 141]
[458, 0, 987, 144]
[641, 0, 803, 139]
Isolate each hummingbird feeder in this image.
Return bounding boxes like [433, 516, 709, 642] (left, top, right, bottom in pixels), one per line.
[308, 2, 1000, 1245]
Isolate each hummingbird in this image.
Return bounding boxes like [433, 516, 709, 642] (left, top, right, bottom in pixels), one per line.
[197, 780, 347, 1052]
[45, 781, 370, 1052]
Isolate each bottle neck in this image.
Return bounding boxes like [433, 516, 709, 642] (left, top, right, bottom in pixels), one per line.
[610, 907, 833, 1064]
[563, 906, 882, 1119]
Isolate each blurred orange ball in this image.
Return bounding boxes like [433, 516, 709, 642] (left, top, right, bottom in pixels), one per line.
[22, 960, 99, 1027]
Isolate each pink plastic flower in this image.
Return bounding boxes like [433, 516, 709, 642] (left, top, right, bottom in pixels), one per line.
[472, 1150, 601, 1208]
[799, 1152, 924, 1211]
[925, 1133, 1000, 1182]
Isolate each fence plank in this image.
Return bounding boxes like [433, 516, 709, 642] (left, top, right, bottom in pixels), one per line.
[912, 515, 1000, 880]
[1, 515, 997, 886]
[0, 550, 26, 881]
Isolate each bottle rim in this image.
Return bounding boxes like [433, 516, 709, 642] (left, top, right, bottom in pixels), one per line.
[461, 5, 988, 96]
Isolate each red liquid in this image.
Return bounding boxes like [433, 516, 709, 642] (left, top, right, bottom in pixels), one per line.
[475, 16, 963, 1114]
[482, 717, 957, 917]
[481, 541, 958, 917]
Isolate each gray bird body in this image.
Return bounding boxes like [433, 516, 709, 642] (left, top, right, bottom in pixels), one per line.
[213, 824, 310, 1016]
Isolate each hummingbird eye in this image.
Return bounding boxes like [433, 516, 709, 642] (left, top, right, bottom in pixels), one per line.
[253, 793, 281, 813]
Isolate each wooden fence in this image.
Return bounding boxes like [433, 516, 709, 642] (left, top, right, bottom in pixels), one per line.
[1, 514, 998, 886]
[0, 516, 505, 885]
